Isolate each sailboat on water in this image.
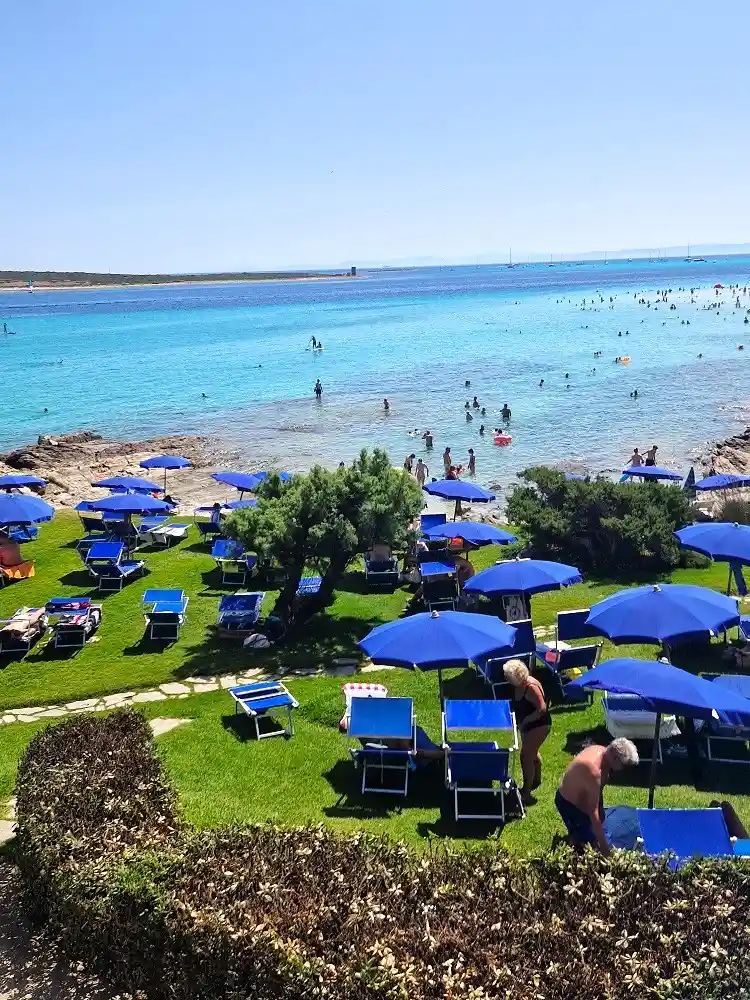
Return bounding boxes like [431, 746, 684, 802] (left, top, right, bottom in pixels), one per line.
[507, 247, 515, 269]
[685, 243, 706, 263]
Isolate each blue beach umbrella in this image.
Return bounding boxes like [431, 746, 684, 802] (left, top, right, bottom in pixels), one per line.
[359, 609, 517, 699]
[423, 479, 496, 520]
[621, 466, 683, 482]
[0, 493, 54, 527]
[586, 583, 739, 647]
[90, 494, 173, 516]
[211, 471, 262, 494]
[92, 475, 163, 493]
[139, 455, 191, 491]
[675, 522, 750, 564]
[423, 521, 517, 546]
[0, 474, 48, 490]
[223, 498, 258, 510]
[694, 473, 750, 491]
[464, 558, 583, 597]
[247, 471, 293, 483]
[568, 657, 750, 806]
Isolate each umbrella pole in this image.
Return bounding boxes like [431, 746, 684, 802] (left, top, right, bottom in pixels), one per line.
[647, 712, 661, 809]
[453, 500, 459, 522]
[727, 565, 732, 597]
[164, 469, 168, 494]
[438, 667, 444, 706]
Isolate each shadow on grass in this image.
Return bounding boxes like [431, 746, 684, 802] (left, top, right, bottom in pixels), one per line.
[173, 613, 383, 680]
[58, 569, 99, 591]
[322, 758, 446, 818]
[220, 712, 290, 743]
[417, 804, 523, 841]
[122, 634, 179, 656]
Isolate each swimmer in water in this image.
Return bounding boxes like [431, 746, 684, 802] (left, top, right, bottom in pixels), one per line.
[383, 398, 390, 411]
[479, 424, 485, 435]
[202, 392, 207, 398]
[465, 379, 471, 387]
[539, 379, 544, 388]
[314, 379, 323, 398]
[465, 410, 473, 422]
[472, 396, 480, 408]
[501, 403, 511, 420]
[422, 429, 434, 449]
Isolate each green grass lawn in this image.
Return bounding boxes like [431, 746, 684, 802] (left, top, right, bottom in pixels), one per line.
[0, 511, 748, 852]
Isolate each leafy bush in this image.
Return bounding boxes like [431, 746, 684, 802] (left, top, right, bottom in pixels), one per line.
[15, 712, 750, 999]
[506, 467, 693, 576]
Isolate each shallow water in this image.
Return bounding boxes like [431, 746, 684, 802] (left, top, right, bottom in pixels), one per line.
[2, 257, 749, 489]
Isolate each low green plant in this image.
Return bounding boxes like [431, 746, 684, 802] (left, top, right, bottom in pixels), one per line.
[507, 466, 693, 576]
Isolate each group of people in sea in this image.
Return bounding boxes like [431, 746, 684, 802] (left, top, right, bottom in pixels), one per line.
[627, 443, 658, 467]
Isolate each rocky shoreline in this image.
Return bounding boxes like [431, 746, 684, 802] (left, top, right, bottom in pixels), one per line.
[0, 430, 243, 509]
[705, 425, 750, 476]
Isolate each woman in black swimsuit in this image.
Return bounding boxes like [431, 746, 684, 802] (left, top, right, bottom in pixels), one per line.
[503, 658, 551, 805]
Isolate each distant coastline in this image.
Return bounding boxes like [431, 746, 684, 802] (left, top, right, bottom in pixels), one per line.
[0, 269, 359, 292]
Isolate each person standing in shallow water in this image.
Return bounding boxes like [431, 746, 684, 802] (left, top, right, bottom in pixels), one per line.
[467, 448, 476, 475]
[443, 447, 452, 474]
[314, 379, 323, 398]
[645, 444, 658, 467]
[422, 429, 434, 449]
[415, 458, 428, 487]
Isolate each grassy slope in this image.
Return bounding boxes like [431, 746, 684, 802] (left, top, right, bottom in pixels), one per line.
[0, 512, 747, 852]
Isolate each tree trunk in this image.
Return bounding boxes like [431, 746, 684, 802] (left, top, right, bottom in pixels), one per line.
[288, 555, 349, 628]
[272, 561, 305, 622]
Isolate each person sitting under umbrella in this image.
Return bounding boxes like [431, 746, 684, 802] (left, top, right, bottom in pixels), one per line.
[503, 659, 551, 805]
[555, 738, 639, 855]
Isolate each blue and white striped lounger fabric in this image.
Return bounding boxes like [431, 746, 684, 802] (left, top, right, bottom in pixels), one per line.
[229, 681, 299, 739]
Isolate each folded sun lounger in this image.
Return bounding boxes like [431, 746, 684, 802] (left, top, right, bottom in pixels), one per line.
[229, 680, 299, 739]
[348, 696, 416, 796]
[45, 597, 102, 649]
[85, 541, 144, 592]
[142, 588, 188, 641]
[699, 674, 750, 763]
[216, 592, 265, 638]
[212, 539, 257, 585]
[442, 699, 523, 822]
[602, 694, 680, 762]
[476, 619, 536, 698]
[146, 522, 190, 547]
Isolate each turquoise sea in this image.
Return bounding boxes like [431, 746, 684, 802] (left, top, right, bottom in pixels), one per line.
[2, 257, 750, 489]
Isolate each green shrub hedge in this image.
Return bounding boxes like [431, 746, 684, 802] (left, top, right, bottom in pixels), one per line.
[15, 711, 750, 998]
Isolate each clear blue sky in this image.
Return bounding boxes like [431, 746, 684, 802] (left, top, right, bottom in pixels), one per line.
[2, 0, 749, 272]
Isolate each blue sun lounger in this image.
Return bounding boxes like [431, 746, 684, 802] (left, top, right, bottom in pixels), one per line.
[142, 588, 188, 641]
[420, 560, 459, 611]
[216, 592, 265, 637]
[8, 525, 38, 543]
[442, 699, 523, 822]
[84, 541, 145, 593]
[348, 696, 416, 796]
[476, 619, 536, 698]
[212, 539, 257, 586]
[134, 516, 170, 547]
[229, 680, 299, 739]
[45, 597, 102, 649]
[636, 808, 748, 868]
[699, 674, 750, 763]
[297, 576, 323, 596]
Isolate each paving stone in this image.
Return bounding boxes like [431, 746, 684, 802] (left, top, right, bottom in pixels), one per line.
[5, 797, 16, 820]
[149, 717, 191, 736]
[65, 698, 100, 711]
[182, 676, 208, 685]
[0, 715, 18, 725]
[360, 663, 395, 673]
[236, 668, 264, 681]
[36, 708, 68, 719]
[159, 682, 191, 696]
[219, 676, 238, 689]
[0, 820, 15, 845]
[103, 692, 135, 706]
[132, 690, 168, 704]
[190, 682, 219, 693]
[326, 663, 357, 677]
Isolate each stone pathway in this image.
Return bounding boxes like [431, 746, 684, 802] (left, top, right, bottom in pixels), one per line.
[0, 628, 558, 728]
[0, 660, 361, 727]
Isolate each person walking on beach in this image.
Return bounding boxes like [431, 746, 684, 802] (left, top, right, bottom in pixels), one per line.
[555, 739, 639, 854]
[422, 429, 434, 449]
[628, 447, 643, 467]
[314, 379, 323, 398]
[443, 447, 452, 474]
[403, 453, 415, 473]
[467, 448, 476, 475]
[645, 444, 658, 467]
[415, 458, 428, 487]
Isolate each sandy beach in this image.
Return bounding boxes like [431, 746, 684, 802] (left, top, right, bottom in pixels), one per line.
[0, 273, 360, 293]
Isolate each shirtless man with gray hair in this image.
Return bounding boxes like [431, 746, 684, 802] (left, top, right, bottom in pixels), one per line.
[556, 739, 639, 855]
